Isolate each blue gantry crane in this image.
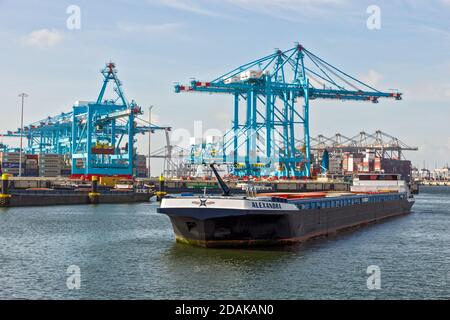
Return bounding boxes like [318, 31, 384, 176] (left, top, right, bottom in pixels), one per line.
[175, 43, 402, 178]
[71, 62, 144, 177]
[2, 62, 170, 178]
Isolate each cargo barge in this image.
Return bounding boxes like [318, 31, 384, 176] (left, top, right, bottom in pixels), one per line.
[3, 189, 153, 207]
[158, 165, 415, 248]
[0, 174, 153, 207]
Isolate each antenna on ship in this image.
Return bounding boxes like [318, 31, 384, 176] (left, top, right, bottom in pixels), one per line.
[209, 162, 231, 196]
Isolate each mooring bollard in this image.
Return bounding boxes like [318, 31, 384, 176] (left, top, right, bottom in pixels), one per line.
[156, 174, 167, 201]
[88, 175, 100, 204]
[0, 174, 11, 207]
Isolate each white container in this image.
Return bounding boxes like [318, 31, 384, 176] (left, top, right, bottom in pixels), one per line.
[348, 157, 354, 172]
[240, 70, 263, 81]
[38, 154, 60, 159]
[224, 76, 240, 84]
[74, 100, 93, 106]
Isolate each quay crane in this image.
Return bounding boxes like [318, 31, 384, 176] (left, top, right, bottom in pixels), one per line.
[175, 43, 402, 178]
[1, 62, 171, 178]
[306, 130, 418, 160]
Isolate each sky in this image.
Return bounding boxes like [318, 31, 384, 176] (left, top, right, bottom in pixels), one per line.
[0, 0, 449, 172]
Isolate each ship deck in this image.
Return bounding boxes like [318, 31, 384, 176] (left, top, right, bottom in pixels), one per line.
[165, 191, 409, 211]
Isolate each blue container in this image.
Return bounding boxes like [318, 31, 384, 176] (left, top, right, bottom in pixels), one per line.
[1, 162, 21, 169]
[24, 170, 39, 177]
[60, 169, 72, 176]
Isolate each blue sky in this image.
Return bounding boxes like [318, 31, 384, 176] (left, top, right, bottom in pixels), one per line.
[0, 0, 449, 170]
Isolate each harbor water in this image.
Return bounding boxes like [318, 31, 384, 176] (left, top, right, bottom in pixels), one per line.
[0, 186, 449, 299]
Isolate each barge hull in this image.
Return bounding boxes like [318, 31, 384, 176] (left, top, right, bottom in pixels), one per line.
[4, 192, 152, 207]
[163, 199, 413, 248]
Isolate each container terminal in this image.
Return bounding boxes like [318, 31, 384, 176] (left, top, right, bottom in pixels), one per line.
[155, 44, 417, 248]
[412, 166, 450, 186]
[0, 43, 420, 207]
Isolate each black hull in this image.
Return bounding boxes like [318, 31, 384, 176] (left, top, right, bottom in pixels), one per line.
[159, 199, 413, 248]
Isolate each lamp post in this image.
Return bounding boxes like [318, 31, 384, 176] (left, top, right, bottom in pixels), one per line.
[148, 105, 153, 179]
[18, 93, 28, 177]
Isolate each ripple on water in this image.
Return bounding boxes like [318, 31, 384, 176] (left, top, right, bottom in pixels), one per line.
[0, 189, 449, 299]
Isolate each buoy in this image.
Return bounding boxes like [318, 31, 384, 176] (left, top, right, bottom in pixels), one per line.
[0, 174, 11, 207]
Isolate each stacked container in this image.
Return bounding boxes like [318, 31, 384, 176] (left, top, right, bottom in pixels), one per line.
[24, 154, 39, 176]
[362, 149, 376, 172]
[342, 153, 350, 172]
[343, 153, 365, 173]
[240, 70, 263, 82]
[38, 154, 61, 177]
[380, 159, 412, 182]
[60, 154, 72, 176]
[374, 157, 382, 172]
[224, 76, 240, 84]
[0, 152, 25, 176]
[328, 154, 343, 174]
[133, 154, 147, 178]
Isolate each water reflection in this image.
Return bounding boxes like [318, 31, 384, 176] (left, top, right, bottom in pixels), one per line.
[164, 242, 296, 265]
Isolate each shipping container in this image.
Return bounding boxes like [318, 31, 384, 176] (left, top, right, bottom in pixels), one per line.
[24, 170, 39, 177]
[60, 169, 72, 176]
[1, 162, 22, 169]
[224, 76, 240, 84]
[240, 70, 263, 81]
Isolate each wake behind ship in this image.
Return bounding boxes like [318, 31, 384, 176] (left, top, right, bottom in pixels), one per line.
[158, 166, 415, 248]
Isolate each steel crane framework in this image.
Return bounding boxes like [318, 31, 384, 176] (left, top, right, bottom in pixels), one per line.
[307, 130, 418, 160]
[2, 63, 170, 177]
[175, 44, 402, 178]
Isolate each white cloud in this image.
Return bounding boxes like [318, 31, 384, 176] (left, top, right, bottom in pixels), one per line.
[117, 22, 182, 34]
[157, 0, 345, 19]
[224, 0, 346, 19]
[419, 25, 450, 40]
[20, 29, 63, 48]
[404, 82, 450, 102]
[116, 22, 190, 41]
[360, 69, 383, 87]
[158, 0, 220, 17]
[227, 0, 344, 6]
